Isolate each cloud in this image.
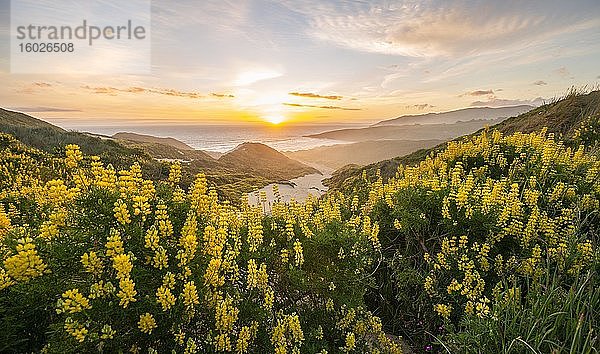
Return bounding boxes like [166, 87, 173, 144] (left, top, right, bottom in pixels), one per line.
[81, 85, 233, 99]
[7, 106, 80, 113]
[16, 82, 54, 94]
[282, 1, 600, 57]
[470, 97, 546, 107]
[288, 92, 342, 100]
[283, 103, 361, 110]
[405, 104, 435, 110]
[463, 90, 494, 97]
[533, 80, 548, 86]
[555, 66, 573, 78]
[210, 93, 235, 98]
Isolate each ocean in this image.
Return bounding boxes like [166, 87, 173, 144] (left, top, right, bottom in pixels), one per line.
[62, 123, 359, 153]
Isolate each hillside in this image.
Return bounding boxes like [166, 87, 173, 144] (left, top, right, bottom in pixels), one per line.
[324, 90, 600, 192]
[495, 89, 600, 136]
[373, 105, 533, 126]
[286, 139, 443, 169]
[0, 108, 66, 130]
[113, 132, 195, 151]
[114, 137, 217, 167]
[219, 142, 319, 181]
[0, 109, 164, 177]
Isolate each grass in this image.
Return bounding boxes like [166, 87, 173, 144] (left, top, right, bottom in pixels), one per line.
[439, 268, 600, 353]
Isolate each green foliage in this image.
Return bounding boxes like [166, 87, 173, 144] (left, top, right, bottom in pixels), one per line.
[443, 269, 600, 353]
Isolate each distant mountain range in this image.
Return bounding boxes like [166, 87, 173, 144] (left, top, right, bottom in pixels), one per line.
[307, 118, 507, 142]
[291, 105, 537, 169]
[373, 105, 534, 126]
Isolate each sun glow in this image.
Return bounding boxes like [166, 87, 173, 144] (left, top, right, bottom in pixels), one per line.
[264, 113, 285, 125]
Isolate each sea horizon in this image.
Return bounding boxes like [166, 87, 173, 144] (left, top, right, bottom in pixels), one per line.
[49, 121, 363, 153]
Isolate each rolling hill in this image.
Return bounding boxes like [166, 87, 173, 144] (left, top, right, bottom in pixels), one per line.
[219, 142, 319, 181]
[113, 132, 195, 151]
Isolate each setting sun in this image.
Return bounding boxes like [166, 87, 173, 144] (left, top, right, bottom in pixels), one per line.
[264, 113, 285, 125]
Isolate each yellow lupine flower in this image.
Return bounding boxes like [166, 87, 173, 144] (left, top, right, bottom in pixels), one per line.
[112, 253, 133, 279]
[132, 195, 151, 220]
[237, 322, 259, 353]
[0, 268, 14, 290]
[117, 277, 137, 308]
[247, 259, 268, 291]
[3, 238, 47, 282]
[264, 286, 275, 310]
[64, 317, 88, 342]
[152, 246, 169, 270]
[156, 285, 176, 311]
[177, 212, 198, 267]
[293, 239, 304, 266]
[57, 288, 91, 314]
[215, 333, 232, 352]
[182, 281, 200, 308]
[168, 161, 182, 184]
[204, 258, 225, 288]
[64, 144, 83, 168]
[105, 229, 124, 257]
[434, 303, 452, 320]
[113, 199, 131, 225]
[144, 226, 160, 250]
[163, 272, 176, 288]
[0, 207, 11, 236]
[345, 332, 356, 351]
[203, 225, 226, 257]
[215, 296, 239, 333]
[138, 313, 157, 334]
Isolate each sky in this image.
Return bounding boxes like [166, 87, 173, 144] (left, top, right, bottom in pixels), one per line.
[0, 0, 599, 126]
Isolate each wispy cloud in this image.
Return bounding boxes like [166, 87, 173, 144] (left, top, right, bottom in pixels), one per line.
[210, 93, 235, 98]
[533, 80, 548, 86]
[555, 66, 574, 79]
[462, 90, 494, 97]
[7, 106, 81, 113]
[16, 82, 54, 94]
[81, 85, 234, 99]
[405, 104, 435, 110]
[470, 97, 546, 108]
[283, 1, 600, 57]
[283, 103, 361, 110]
[289, 92, 342, 100]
